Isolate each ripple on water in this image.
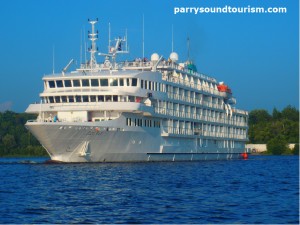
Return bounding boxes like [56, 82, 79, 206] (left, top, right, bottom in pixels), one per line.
[0, 155, 298, 224]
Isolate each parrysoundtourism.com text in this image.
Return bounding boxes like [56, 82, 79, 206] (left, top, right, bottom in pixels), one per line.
[174, 5, 287, 15]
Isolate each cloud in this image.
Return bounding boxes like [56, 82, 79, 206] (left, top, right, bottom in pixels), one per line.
[0, 101, 13, 112]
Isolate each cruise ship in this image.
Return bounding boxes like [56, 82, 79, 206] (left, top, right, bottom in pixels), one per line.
[25, 20, 249, 162]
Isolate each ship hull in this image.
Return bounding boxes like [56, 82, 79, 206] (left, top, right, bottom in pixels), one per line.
[25, 121, 245, 163]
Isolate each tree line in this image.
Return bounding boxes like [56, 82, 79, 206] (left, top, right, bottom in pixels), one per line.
[0, 105, 298, 156]
[0, 111, 46, 156]
[248, 105, 299, 155]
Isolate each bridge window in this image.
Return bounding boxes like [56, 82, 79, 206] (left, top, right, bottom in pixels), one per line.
[110, 78, 118, 86]
[64, 80, 72, 87]
[100, 79, 108, 86]
[73, 80, 80, 87]
[91, 79, 99, 87]
[82, 79, 89, 87]
[56, 80, 63, 88]
[48, 81, 55, 88]
[141, 80, 144, 88]
[119, 78, 124, 86]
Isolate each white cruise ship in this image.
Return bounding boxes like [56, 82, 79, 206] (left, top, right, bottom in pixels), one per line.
[25, 20, 249, 162]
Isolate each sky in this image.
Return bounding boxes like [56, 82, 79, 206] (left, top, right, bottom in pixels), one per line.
[0, 0, 298, 113]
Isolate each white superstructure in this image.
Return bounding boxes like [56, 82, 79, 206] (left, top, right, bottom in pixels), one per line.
[25, 20, 249, 162]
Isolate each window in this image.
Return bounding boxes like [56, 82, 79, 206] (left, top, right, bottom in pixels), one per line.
[82, 79, 89, 87]
[98, 96, 104, 102]
[90, 95, 96, 102]
[91, 79, 99, 87]
[141, 79, 144, 88]
[119, 78, 124, 86]
[64, 80, 72, 87]
[61, 96, 67, 103]
[56, 80, 63, 88]
[100, 79, 108, 86]
[82, 96, 89, 102]
[75, 95, 81, 102]
[110, 78, 118, 86]
[132, 78, 137, 86]
[73, 80, 80, 87]
[145, 80, 148, 89]
[55, 96, 61, 103]
[48, 81, 55, 88]
[113, 95, 118, 102]
[126, 78, 130, 86]
[105, 95, 112, 102]
[49, 96, 54, 103]
[128, 96, 135, 102]
[68, 96, 74, 102]
[149, 81, 152, 90]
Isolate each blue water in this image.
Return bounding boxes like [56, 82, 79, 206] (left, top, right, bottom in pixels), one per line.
[0, 155, 298, 224]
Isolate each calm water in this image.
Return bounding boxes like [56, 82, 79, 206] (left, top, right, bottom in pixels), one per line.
[0, 155, 298, 224]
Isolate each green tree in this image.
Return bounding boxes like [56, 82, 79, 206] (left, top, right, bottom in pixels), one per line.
[272, 107, 281, 120]
[293, 143, 299, 155]
[2, 134, 16, 150]
[281, 105, 299, 121]
[249, 109, 271, 125]
[267, 136, 289, 155]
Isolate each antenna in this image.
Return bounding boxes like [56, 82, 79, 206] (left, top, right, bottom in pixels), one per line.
[80, 28, 82, 65]
[125, 28, 128, 52]
[187, 36, 190, 61]
[52, 44, 55, 74]
[108, 22, 111, 53]
[88, 18, 98, 69]
[84, 27, 87, 63]
[142, 14, 145, 61]
[172, 24, 174, 52]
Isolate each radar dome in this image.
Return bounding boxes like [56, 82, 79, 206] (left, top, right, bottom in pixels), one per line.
[170, 52, 178, 62]
[151, 53, 159, 61]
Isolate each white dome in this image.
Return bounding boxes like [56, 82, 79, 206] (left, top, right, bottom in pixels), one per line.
[170, 52, 178, 62]
[151, 53, 159, 61]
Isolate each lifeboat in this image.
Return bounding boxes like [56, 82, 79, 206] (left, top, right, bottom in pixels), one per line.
[217, 82, 232, 94]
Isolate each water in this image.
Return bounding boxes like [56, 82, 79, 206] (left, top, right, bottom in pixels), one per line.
[0, 155, 298, 224]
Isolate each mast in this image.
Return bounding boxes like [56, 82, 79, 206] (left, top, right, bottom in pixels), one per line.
[187, 36, 190, 62]
[172, 24, 174, 52]
[108, 22, 111, 53]
[52, 44, 55, 74]
[88, 18, 98, 69]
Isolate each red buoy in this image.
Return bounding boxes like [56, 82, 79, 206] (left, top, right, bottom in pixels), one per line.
[241, 153, 248, 159]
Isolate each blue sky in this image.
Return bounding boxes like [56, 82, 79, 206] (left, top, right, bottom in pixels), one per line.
[0, 0, 298, 113]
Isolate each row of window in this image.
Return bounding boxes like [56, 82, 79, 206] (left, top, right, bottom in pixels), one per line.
[47, 78, 138, 89]
[140, 79, 164, 92]
[44, 95, 142, 103]
[46, 78, 166, 93]
[126, 118, 161, 128]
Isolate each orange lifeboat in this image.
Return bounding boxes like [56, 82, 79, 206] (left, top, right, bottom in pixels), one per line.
[217, 82, 232, 94]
